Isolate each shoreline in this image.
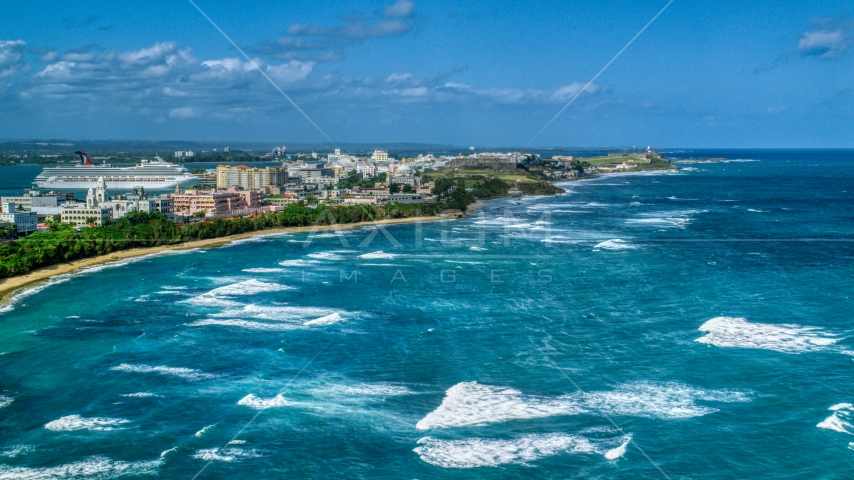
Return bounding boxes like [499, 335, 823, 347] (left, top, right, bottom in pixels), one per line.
[0, 215, 444, 304]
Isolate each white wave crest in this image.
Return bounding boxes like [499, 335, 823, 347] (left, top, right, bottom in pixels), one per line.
[192, 448, 263, 462]
[0, 277, 71, 314]
[279, 259, 320, 267]
[194, 424, 217, 438]
[695, 317, 839, 353]
[417, 381, 749, 430]
[604, 437, 631, 460]
[304, 312, 346, 326]
[818, 403, 854, 434]
[318, 383, 414, 397]
[44, 415, 131, 432]
[1, 445, 34, 458]
[110, 364, 216, 381]
[414, 434, 600, 468]
[204, 279, 293, 296]
[119, 392, 161, 398]
[241, 268, 286, 273]
[0, 395, 13, 409]
[0, 456, 162, 479]
[358, 251, 398, 259]
[307, 252, 344, 260]
[415, 382, 580, 430]
[237, 394, 290, 410]
[593, 239, 637, 251]
[187, 319, 298, 331]
[578, 381, 749, 419]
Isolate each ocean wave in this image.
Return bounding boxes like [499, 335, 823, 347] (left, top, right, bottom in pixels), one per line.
[304, 312, 346, 326]
[414, 433, 631, 468]
[578, 381, 749, 419]
[211, 304, 343, 323]
[186, 280, 293, 308]
[110, 363, 217, 381]
[817, 403, 854, 434]
[119, 392, 161, 398]
[279, 259, 320, 267]
[593, 239, 637, 251]
[0, 277, 71, 315]
[194, 424, 217, 437]
[0, 456, 162, 479]
[307, 252, 344, 260]
[695, 317, 839, 353]
[187, 319, 298, 331]
[0, 395, 13, 409]
[204, 279, 293, 296]
[417, 381, 749, 430]
[44, 415, 131, 432]
[1, 445, 34, 458]
[358, 251, 398, 259]
[241, 268, 286, 273]
[237, 394, 290, 410]
[415, 382, 580, 430]
[192, 448, 264, 462]
[316, 382, 414, 397]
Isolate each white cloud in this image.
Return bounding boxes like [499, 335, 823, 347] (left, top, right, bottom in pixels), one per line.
[169, 107, 197, 119]
[383, 0, 415, 18]
[797, 17, 854, 59]
[0, 40, 30, 80]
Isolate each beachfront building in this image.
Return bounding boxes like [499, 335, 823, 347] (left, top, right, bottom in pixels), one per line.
[216, 165, 287, 190]
[0, 202, 38, 235]
[60, 204, 112, 228]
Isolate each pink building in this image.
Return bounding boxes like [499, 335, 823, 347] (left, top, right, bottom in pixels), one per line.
[170, 187, 261, 217]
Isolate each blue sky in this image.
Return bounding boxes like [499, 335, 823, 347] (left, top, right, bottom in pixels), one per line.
[1, 0, 852, 147]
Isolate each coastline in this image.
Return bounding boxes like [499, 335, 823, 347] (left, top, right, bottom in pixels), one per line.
[0, 215, 443, 304]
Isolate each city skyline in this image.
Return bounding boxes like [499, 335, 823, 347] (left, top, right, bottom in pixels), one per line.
[2, 0, 853, 147]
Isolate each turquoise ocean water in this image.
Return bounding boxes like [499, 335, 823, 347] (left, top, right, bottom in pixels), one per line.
[1, 149, 854, 478]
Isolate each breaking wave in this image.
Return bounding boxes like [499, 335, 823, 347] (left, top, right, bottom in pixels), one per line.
[358, 251, 398, 259]
[817, 403, 854, 434]
[0, 456, 162, 479]
[192, 448, 263, 462]
[237, 393, 290, 410]
[417, 381, 749, 430]
[0, 395, 13, 409]
[110, 363, 217, 381]
[695, 317, 839, 353]
[304, 312, 346, 326]
[593, 239, 637, 251]
[44, 415, 131, 432]
[414, 433, 630, 468]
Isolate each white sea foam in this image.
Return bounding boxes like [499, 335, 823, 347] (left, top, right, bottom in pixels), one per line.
[241, 268, 286, 273]
[358, 251, 398, 259]
[0, 395, 13, 409]
[279, 259, 320, 267]
[1, 445, 34, 458]
[577, 381, 749, 419]
[0, 277, 71, 314]
[110, 363, 217, 381]
[469, 246, 488, 251]
[187, 319, 298, 331]
[414, 434, 598, 468]
[418, 381, 748, 430]
[212, 304, 342, 322]
[204, 279, 293, 296]
[304, 312, 346, 326]
[307, 252, 344, 260]
[818, 403, 854, 434]
[192, 448, 263, 462]
[0, 456, 162, 479]
[237, 394, 290, 410]
[415, 382, 580, 430]
[604, 437, 631, 460]
[695, 317, 839, 353]
[194, 424, 217, 437]
[119, 392, 161, 398]
[319, 383, 414, 397]
[44, 415, 131, 432]
[593, 239, 637, 251]
[186, 280, 293, 308]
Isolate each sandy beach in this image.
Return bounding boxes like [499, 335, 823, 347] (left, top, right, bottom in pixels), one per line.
[0, 215, 446, 303]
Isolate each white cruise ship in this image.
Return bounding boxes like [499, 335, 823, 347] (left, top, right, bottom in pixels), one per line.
[34, 152, 200, 190]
